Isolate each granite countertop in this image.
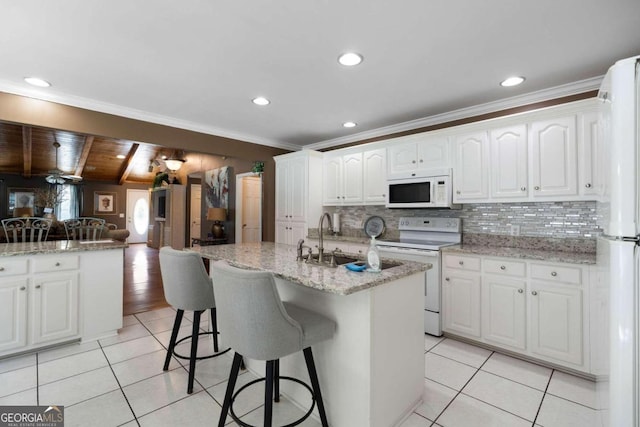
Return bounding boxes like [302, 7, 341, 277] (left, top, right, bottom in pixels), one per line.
[0, 239, 128, 257]
[441, 244, 596, 265]
[188, 242, 429, 295]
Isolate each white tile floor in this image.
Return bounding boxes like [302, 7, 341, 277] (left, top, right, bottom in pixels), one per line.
[0, 307, 604, 427]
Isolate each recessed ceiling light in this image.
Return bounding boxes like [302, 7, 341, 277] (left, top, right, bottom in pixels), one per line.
[24, 77, 51, 87]
[252, 97, 270, 106]
[500, 76, 525, 87]
[338, 52, 363, 66]
[116, 154, 126, 159]
[343, 121, 357, 128]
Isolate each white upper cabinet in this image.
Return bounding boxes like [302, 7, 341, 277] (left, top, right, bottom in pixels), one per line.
[453, 131, 490, 201]
[388, 133, 450, 179]
[363, 148, 387, 204]
[322, 155, 342, 205]
[530, 116, 578, 198]
[342, 152, 363, 204]
[579, 110, 601, 197]
[490, 125, 528, 199]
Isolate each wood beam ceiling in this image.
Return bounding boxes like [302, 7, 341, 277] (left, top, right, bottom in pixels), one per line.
[22, 126, 32, 178]
[74, 135, 94, 176]
[118, 143, 139, 185]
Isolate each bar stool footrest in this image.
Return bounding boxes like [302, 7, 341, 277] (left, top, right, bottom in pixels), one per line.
[230, 376, 316, 427]
[172, 331, 231, 361]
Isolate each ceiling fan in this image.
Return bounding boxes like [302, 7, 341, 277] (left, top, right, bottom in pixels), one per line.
[46, 141, 83, 184]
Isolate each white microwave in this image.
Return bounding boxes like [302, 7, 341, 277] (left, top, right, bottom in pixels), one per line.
[386, 169, 459, 209]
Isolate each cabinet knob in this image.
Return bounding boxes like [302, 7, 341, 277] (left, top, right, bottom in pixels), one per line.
[412, 160, 416, 164]
[521, 187, 526, 191]
[20, 286, 26, 291]
[382, 194, 386, 197]
[456, 190, 461, 195]
[0, 267, 4, 272]
[55, 262, 61, 267]
[445, 277, 450, 281]
[35, 285, 41, 289]
[419, 159, 423, 163]
[458, 260, 464, 265]
[534, 186, 540, 190]
[531, 290, 538, 296]
[551, 271, 557, 277]
[518, 288, 523, 293]
[500, 265, 506, 270]
[585, 183, 592, 188]
[411, 173, 416, 177]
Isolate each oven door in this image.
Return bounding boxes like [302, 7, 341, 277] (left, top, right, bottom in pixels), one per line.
[377, 246, 442, 335]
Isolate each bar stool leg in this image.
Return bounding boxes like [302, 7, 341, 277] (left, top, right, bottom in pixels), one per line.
[210, 307, 219, 352]
[304, 348, 329, 427]
[264, 360, 275, 427]
[274, 359, 280, 402]
[219, 352, 243, 427]
[163, 309, 184, 370]
[187, 310, 201, 394]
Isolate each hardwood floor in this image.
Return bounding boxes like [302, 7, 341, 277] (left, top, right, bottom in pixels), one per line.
[123, 243, 169, 315]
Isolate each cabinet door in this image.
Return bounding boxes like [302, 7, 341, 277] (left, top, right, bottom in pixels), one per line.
[491, 125, 528, 199]
[442, 271, 481, 338]
[416, 135, 450, 170]
[342, 152, 363, 204]
[387, 142, 417, 175]
[579, 111, 600, 197]
[0, 279, 28, 353]
[453, 131, 489, 201]
[31, 273, 79, 345]
[288, 159, 307, 221]
[323, 155, 343, 205]
[530, 117, 578, 197]
[482, 276, 526, 350]
[275, 161, 289, 221]
[363, 149, 387, 204]
[275, 220, 289, 245]
[289, 222, 307, 246]
[529, 282, 583, 365]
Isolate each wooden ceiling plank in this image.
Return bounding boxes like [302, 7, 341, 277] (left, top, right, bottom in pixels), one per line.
[118, 143, 140, 185]
[74, 135, 94, 176]
[22, 126, 32, 178]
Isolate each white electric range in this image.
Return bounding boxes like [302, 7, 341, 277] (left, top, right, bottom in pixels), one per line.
[376, 217, 461, 336]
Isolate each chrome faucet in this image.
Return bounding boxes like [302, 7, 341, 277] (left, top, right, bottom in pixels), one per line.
[317, 212, 333, 263]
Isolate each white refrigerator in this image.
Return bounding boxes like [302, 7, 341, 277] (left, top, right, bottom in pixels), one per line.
[597, 54, 640, 427]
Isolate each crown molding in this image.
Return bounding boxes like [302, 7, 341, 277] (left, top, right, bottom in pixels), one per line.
[0, 80, 299, 151]
[306, 75, 603, 151]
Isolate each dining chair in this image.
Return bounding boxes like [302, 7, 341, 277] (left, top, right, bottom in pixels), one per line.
[1, 217, 53, 242]
[63, 217, 106, 241]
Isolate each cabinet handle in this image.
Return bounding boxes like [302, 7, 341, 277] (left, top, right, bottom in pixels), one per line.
[419, 159, 423, 163]
[382, 194, 386, 197]
[551, 271, 557, 277]
[411, 173, 416, 177]
[445, 277, 450, 281]
[0, 267, 4, 272]
[412, 160, 416, 164]
[521, 187, 526, 191]
[500, 265, 506, 270]
[35, 285, 41, 289]
[534, 186, 540, 190]
[458, 260, 464, 265]
[55, 262, 61, 267]
[20, 286, 26, 291]
[585, 183, 592, 188]
[518, 288, 523, 293]
[531, 290, 538, 296]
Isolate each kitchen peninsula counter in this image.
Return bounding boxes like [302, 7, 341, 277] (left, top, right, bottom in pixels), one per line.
[188, 242, 428, 295]
[191, 242, 426, 427]
[0, 239, 126, 358]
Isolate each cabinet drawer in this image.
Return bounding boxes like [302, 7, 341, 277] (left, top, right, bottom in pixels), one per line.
[33, 255, 80, 273]
[530, 263, 582, 285]
[0, 258, 29, 277]
[444, 254, 481, 272]
[484, 258, 526, 277]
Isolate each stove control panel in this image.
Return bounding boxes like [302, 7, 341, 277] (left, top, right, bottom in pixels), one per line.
[398, 217, 461, 232]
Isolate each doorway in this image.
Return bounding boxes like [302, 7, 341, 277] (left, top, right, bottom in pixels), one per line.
[126, 189, 150, 243]
[235, 173, 262, 243]
[189, 183, 202, 244]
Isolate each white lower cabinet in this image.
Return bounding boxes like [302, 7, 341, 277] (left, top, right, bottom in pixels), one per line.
[31, 273, 79, 345]
[276, 221, 306, 246]
[0, 278, 28, 353]
[442, 253, 591, 373]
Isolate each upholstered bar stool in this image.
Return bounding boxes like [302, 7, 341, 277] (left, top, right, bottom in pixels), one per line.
[158, 247, 229, 394]
[211, 260, 336, 427]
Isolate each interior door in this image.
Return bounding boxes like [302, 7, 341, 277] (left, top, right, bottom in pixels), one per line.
[126, 189, 150, 243]
[189, 184, 202, 243]
[242, 176, 262, 243]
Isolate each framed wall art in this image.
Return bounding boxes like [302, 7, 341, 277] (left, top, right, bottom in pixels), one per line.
[8, 188, 36, 216]
[94, 191, 117, 215]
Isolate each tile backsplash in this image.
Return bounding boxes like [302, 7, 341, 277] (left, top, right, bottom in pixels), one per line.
[328, 201, 601, 240]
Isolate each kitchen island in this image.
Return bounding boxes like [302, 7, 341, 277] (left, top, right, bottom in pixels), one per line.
[189, 242, 429, 427]
[0, 240, 126, 358]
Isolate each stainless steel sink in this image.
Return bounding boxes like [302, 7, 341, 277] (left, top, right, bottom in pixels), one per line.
[304, 253, 400, 270]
